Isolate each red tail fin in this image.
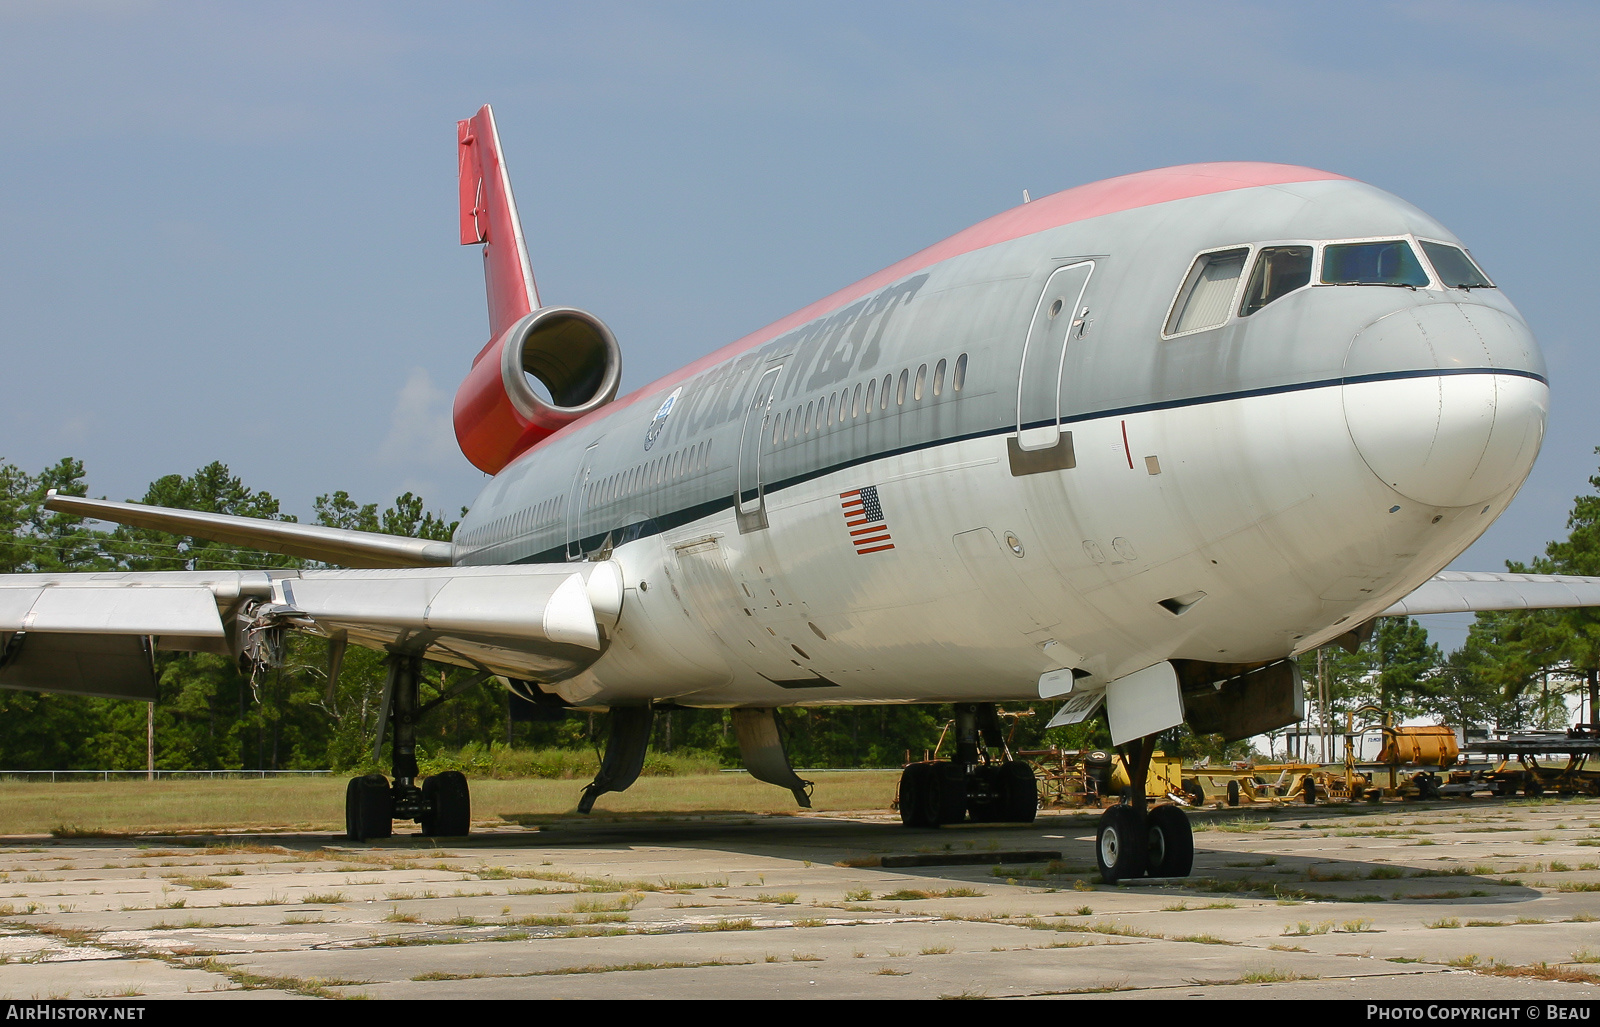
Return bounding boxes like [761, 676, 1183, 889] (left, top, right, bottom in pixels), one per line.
[458, 105, 539, 344]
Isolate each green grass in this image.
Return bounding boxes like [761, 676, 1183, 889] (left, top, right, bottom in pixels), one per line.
[300, 891, 348, 904]
[878, 887, 986, 901]
[695, 918, 757, 932]
[410, 743, 723, 780]
[0, 773, 902, 835]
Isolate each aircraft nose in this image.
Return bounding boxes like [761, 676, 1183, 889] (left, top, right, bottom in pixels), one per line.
[1342, 305, 1547, 508]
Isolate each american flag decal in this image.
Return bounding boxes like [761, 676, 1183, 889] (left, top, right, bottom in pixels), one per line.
[840, 485, 895, 554]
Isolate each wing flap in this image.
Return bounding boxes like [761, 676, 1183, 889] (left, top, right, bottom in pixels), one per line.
[1384, 571, 1600, 616]
[0, 585, 225, 636]
[0, 632, 157, 701]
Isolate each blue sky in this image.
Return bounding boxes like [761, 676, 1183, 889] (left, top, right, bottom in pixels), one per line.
[2, 1, 1596, 649]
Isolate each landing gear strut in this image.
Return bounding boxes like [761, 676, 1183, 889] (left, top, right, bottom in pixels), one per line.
[898, 703, 1038, 827]
[1094, 735, 1194, 883]
[345, 653, 474, 841]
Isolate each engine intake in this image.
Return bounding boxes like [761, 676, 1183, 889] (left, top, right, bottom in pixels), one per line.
[453, 307, 622, 474]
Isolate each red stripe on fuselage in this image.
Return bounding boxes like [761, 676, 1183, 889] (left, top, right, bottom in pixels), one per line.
[518, 162, 1349, 456]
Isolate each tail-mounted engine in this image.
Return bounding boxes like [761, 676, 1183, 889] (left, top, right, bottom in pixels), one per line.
[452, 306, 622, 474]
[454, 105, 623, 475]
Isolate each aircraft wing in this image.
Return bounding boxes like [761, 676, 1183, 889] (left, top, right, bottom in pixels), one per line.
[42, 491, 455, 568]
[0, 563, 623, 701]
[1382, 571, 1600, 617]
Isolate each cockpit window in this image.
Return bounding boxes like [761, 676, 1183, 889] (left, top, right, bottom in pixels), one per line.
[1240, 246, 1312, 316]
[1419, 241, 1494, 289]
[1166, 247, 1248, 335]
[1321, 240, 1429, 287]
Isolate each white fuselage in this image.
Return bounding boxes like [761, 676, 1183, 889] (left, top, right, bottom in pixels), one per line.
[452, 166, 1547, 711]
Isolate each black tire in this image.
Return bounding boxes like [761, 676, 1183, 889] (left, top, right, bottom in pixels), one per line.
[1182, 777, 1205, 807]
[420, 771, 471, 836]
[932, 763, 968, 826]
[899, 764, 938, 828]
[898, 765, 921, 827]
[1525, 776, 1544, 798]
[1146, 804, 1195, 878]
[1095, 805, 1147, 884]
[1226, 779, 1241, 807]
[344, 777, 362, 840]
[1084, 751, 1114, 795]
[1301, 775, 1318, 805]
[348, 773, 392, 841]
[998, 761, 1038, 823]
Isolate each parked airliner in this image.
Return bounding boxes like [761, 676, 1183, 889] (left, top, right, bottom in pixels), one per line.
[4, 105, 1592, 883]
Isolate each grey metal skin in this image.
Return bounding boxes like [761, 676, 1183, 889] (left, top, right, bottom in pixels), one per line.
[454, 177, 1540, 570]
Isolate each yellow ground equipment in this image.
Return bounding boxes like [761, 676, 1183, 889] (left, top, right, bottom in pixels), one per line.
[1377, 724, 1459, 767]
[1020, 748, 1204, 808]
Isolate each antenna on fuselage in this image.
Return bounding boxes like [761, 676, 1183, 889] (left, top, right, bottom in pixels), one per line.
[1022, 189, 1031, 203]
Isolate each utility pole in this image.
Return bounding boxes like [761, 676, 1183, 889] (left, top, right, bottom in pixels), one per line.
[146, 702, 154, 781]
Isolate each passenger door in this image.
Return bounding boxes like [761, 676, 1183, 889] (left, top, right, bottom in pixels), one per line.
[735, 364, 784, 533]
[1016, 261, 1095, 452]
[565, 441, 600, 560]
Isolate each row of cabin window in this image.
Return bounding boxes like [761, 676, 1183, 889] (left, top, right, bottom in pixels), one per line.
[467, 494, 564, 548]
[586, 440, 712, 509]
[774, 352, 968, 445]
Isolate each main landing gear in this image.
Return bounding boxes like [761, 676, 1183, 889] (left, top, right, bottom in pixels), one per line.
[1094, 736, 1194, 883]
[898, 703, 1038, 827]
[345, 653, 476, 842]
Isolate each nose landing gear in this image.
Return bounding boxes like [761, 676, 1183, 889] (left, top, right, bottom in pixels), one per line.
[1093, 736, 1195, 883]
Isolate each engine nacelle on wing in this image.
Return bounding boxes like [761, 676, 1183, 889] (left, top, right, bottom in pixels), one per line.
[452, 306, 622, 474]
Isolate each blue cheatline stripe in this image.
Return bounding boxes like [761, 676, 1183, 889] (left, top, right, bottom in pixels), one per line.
[504, 366, 1545, 566]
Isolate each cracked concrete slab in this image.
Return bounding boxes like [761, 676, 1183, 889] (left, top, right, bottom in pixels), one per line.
[0, 799, 1593, 998]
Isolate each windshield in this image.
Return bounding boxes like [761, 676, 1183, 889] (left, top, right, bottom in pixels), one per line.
[1420, 241, 1494, 289]
[1240, 246, 1312, 316]
[1321, 240, 1429, 287]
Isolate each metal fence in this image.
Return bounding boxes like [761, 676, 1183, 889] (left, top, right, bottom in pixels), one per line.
[0, 770, 333, 782]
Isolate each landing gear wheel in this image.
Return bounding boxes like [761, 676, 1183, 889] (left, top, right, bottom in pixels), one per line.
[966, 766, 1004, 823]
[898, 764, 938, 828]
[420, 771, 471, 836]
[932, 763, 968, 826]
[346, 774, 393, 842]
[1226, 779, 1241, 807]
[1095, 805, 1147, 884]
[1146, 804, 1195, 878]
[997, 761, 1038, 823]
